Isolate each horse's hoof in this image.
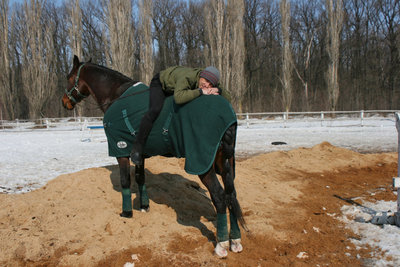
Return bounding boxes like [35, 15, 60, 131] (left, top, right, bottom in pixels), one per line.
[140, 205, 150, 212]
[230, 238, 243, 253]
[215, 241, 229, 258]
[120, 210, 133, 218]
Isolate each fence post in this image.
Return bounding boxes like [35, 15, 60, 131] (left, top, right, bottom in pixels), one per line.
[394, 113, 400, 225]
[283, 112, 287, 121]
[81, 118, 88, 131]
[360, 110, 364, 127]
[320, 111, 324, 127]
[246, 113, 249, 128]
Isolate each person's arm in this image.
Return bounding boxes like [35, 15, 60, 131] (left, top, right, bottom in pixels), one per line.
[173, 78, 201, 105]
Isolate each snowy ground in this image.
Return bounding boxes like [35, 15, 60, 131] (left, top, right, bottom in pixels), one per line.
[1, 115, 399, 265]
[1, 115, 397, 194]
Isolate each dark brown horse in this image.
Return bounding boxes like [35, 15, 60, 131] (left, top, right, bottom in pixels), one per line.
[62, 55, 246, 258]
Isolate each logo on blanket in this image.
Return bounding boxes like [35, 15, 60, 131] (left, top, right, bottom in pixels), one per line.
[117, 141, 127, 149]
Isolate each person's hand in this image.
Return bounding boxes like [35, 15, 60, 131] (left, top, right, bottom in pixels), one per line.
[201, 87, 220, 95]
[199, 77, 219, 95]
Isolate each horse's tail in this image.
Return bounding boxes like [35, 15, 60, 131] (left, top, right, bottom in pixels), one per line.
[222, 123, 248, 232]
[226, 192, 248, 232]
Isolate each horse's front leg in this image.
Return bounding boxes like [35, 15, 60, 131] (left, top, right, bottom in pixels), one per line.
[199, 169, 229, 258]
[134, 162, 149, 212]
[117, 157, 133, 218]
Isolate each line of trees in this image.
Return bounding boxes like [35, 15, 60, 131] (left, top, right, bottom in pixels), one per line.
[0, 0, 399, 120]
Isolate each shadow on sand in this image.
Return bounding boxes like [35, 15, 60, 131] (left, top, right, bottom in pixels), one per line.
[105, 164, 217, 242]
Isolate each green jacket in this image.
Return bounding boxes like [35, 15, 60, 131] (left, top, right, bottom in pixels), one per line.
[159, 66, 231, 104]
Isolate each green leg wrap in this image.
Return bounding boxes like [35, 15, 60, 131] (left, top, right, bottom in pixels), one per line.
[217, 213, 229, 242]
[122, 188, 132, 211]
[229, 213, 241, 240]
[138, 184, 149, 207]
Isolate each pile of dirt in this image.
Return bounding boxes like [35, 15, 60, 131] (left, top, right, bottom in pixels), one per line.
[0, 142, 397, 266]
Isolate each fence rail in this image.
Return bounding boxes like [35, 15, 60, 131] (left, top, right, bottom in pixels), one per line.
[236, 110, 399, 128]
[236, 109, 398, 119]
[0, 117, 103, 131]
[0, 110, 398, 131]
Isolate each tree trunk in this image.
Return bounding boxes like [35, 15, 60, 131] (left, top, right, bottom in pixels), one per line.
[326, 0, 343, 111]
[139, 0, 154, 85]
[204, 0, 229, 88]
[0, 0, 15, 120]
[69, 0, 83, 117]
[20, 0, 57, 119]
[102, 0, 135, 77]
[280, 0, 293, 112]
[228, 0, 245, 113]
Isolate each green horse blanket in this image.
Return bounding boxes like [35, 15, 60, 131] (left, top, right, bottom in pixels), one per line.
[103, 82, 237, 175]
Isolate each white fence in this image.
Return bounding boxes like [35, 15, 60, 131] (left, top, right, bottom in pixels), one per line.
[0, 110, 398, 131]
[0, 117, 104, 131]
[236, 110, 399, 128]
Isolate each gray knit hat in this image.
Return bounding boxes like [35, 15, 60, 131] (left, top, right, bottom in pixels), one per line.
[200, 66, 220, 86]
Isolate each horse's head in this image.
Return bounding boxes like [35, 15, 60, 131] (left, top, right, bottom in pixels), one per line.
[62, 55, 91, 110]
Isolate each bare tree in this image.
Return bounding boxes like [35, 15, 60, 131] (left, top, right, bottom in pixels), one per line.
[326, 0, 343, 111]
[374, 0, 400, 109]
[280, 0, 293, 112]
[243, 0, 281, 112]
[204, 0, 229, 75]
[80, 1, 106, 64]
[152, 0, 183, 71]
[3, 0, 400, 118]
[102, 0, 135, 77]
[291, 0, 320, 111]
[68, 0, 84, 117]
[0, 0, 15, 119]
[19, 0, 57, 119]
[69, 0, 82, 58]
[204, 0, 229, 86]
[228, 0, 246, 112]
[204, 0, 246, 112]
[180, 1, 205, 67]
[138, 0, 153, 84]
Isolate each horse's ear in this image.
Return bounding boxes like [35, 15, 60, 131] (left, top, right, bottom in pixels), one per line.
[73, 55, 80, 68]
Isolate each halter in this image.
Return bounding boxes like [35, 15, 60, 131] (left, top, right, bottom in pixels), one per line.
[65, 63, 89, 104]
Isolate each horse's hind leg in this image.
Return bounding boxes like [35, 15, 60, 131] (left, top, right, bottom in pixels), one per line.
[117, 157, 133, 218]
[134, 163, 149, 212]
[217, 123, 246, 253]
[199, 169, 229, 258]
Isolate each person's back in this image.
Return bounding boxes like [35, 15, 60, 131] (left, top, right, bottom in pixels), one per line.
[160, 66, 230, 104]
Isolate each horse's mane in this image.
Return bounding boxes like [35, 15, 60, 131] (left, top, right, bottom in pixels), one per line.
[89, 62, 134, 82]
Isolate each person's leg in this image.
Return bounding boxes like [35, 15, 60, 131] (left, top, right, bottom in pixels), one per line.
[131, 74, 165, 165]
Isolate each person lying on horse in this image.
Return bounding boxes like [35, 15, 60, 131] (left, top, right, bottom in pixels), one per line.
[130, 66, 231, 165]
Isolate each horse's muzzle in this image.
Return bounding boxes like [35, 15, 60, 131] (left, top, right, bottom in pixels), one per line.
[62, 95, 74, 110]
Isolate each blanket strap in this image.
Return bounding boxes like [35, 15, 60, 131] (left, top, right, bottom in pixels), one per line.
[162, 112, 173, 136]
[160, 111, 173, 152]
[122, 109, 136, 136]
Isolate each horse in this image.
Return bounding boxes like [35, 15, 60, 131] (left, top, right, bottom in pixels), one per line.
[62, 55, 247, 258]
